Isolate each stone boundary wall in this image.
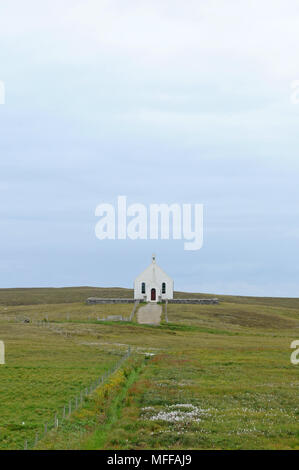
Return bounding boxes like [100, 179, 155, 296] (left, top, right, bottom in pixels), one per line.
[86, 298, 219, 305]
[168, 299, 219, 304]
[86, 298, 134, 304]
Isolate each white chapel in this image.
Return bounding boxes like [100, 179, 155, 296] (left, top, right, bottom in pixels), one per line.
[134, 255, 174, 302]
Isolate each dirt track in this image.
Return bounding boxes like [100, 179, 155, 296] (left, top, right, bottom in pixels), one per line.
[137, 303, 162, 325]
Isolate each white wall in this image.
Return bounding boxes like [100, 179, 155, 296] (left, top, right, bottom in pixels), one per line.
[134, 263, 173, 301]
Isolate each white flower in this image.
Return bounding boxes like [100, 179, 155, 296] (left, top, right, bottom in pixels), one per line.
[142, 403, 211, 423]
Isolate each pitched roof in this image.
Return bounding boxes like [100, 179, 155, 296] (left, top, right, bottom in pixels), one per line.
[135, 255, 172, 282]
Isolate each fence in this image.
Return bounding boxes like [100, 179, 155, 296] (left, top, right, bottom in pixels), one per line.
[164, 300, 169, 323]
[18, 309, 139, 326]
[129, 300, 140, 321]
[33, 319, 74, 338]
[23, 346, 131, 450]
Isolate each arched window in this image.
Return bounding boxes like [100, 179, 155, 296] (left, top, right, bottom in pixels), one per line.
[162, 282, 166, 294]
[141, 282, 146, 294]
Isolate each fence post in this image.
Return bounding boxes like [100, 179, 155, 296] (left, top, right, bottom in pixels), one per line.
[23, 347, 132, 450]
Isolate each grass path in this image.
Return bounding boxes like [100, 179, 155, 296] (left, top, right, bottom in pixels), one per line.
[82, 359, 146, 449]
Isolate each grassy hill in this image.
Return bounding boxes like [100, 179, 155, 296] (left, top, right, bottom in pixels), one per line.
[0, 287, 133, 306]
[2, 286, 299, 309]
[1, 287, 299, 450]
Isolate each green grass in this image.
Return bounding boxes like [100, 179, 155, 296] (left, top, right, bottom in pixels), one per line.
[33, 356, 144, 450]
[1, 288, 299, 449]
[0, 322, 126, 449]
[82, 359, 145, 450]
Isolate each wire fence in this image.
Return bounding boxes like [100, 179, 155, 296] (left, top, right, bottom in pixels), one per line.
[164, 300, 169, 323]
[129, 300, 140, 321]
[34, 319, 74, 338]
[15, 317, 75, 339]
[15, 310, 138, 327]
[23, 346, 131, 450]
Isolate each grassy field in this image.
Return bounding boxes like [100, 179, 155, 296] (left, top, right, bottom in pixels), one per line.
[1, 287, 299, 450]
[0, 286, 133, 306]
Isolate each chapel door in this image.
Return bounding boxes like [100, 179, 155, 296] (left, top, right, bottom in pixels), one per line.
[151, 288, 156, 301]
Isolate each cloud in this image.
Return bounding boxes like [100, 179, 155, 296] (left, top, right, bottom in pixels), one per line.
[0, 1, 299, 293]
[1, 0, 299, 77]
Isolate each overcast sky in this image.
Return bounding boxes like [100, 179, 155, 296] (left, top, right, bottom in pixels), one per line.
[0, 0, 299, 296]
